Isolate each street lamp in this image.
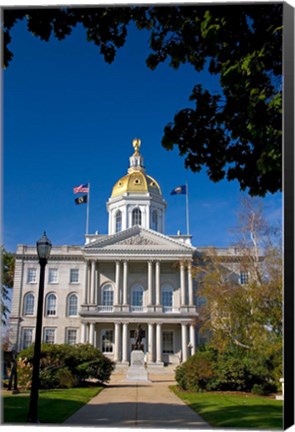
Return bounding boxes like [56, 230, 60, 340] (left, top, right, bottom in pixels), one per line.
[27, 232, 52, 423]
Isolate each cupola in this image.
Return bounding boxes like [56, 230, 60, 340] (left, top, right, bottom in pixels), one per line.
[107, 139, 167, 234]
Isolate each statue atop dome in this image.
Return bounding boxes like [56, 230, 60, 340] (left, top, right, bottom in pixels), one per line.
[132, 138, 141, 155]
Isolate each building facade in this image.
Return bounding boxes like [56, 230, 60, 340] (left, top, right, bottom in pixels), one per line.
[9, 139, 249, 367]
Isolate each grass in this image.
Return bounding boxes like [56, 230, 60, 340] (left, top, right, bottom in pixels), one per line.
[171, 386, 283, 429]
[2, 386, 103, 424]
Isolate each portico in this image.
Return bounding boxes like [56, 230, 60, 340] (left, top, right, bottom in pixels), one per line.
[80, 318, 196, 365]
[78, 222, 198, 366]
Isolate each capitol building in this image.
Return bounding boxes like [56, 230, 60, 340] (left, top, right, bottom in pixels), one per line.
[10, 139, 242, 368]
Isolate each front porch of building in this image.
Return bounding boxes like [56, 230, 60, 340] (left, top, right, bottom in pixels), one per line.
[80, 319, 197, 366]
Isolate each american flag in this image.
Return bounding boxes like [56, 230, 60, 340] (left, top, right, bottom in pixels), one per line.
[73, 183, 89, 194]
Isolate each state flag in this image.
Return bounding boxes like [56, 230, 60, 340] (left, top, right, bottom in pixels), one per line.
[73, 184, 89, 194]
[75, 195, 88, 205]
[170, 185, 187, 195]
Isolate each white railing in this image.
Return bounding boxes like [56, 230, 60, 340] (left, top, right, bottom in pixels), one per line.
[163, 306, 179, 313]
[97, 306, 113, 312]
[130, 306, 146, 313]
[95, 305, 180, 313]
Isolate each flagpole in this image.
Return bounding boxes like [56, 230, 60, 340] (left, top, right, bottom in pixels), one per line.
[86, 183, 90, 236]
[186, 181, 190, 235]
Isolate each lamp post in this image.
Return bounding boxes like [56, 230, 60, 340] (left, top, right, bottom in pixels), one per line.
[27, 232, 52, 423]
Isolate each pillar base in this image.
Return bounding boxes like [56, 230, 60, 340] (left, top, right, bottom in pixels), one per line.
[121, 304, 129, 312]
[180, 305, 190, 313]
[154, 305, 162, 312]
[115, 361, 129, 369]
[148, 362, 164, 368]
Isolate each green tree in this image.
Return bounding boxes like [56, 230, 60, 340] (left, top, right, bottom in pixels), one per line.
[3, 4, 282, 196]
[1, 247, 15, 326]
[196, 199, 282, 348]
[195, 198, 282, 380]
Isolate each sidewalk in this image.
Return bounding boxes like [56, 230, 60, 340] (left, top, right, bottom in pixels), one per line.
[64, 371, 210, 429]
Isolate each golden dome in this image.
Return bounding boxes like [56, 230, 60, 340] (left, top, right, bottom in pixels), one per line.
[111, 172, 162, 198]
[111, 138, 162, 198]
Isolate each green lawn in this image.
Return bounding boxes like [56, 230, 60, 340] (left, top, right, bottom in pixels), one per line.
[171, 386, 283, 429]
[2, 387, 103, 424]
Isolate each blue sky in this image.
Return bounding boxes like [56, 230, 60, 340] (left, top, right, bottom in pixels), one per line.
[3, 12, 282, 252]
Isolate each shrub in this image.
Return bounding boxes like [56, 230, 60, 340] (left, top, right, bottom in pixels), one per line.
[17, 343, 115, 389]
[56, 367, 77, 388]
[251, 383, 268, 396]
[17, 357, 33, 390]
[175, 349, 216, 391]
[175, 344, 281, 394]
[77, 357, 114, 384]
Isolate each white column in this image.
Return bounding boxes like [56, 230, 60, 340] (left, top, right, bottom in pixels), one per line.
[123, 260, 128, 305]
[83, 262, 88, 304]
[90, 260, 96, 304]
[180, 261, 186, 305]
[156, 323, 162, 363]
[115, 261, 121, 305]
[87, 264, 91, 304]
[122, 323, 128, 363]
[181, 323, 188, 362]
[148, 323, 154, 362]
[89, 322, 95, 345]
[189, 324, 196, 356]
[81, 322, 87, 343]
[188, 262, 194, 306]
[148, 261, 153, 305]
[95, 262, 98, 305]
[114, 322, 121, 362]
[155, 261, 160, 305]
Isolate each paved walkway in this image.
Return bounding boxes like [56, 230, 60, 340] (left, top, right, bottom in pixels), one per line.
[64, 372, 209, 429]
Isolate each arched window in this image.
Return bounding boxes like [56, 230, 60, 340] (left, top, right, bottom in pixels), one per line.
[102, 284, 114, 307]
[152, 210, 158, 231]
[132, 208, 141, 226]
[131, 284, 143, 311]
[46, 293, 57, 316]
[161, 284, 173, 312]
[23, 293, 35, 316]
[68, 294, 78, 316]
[115, 210, 122, 233]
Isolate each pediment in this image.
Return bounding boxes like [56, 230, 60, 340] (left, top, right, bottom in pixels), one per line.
[84, 226, 194, 252]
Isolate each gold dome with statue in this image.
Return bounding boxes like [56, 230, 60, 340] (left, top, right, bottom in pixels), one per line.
[111, 138, 162, 198]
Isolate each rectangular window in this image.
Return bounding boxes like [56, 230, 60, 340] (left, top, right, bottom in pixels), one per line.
[67, 329, 77, 345]
[27, 268, 37, 284]
[240, 271, 249, 285]
[48, 268, 58, 284]
[163, 331, 174, 354]
[44, 328, 55, 344]
[102, 330, 113, 353]
[70, 269, 79, 284]
[22, 328, 33, 349]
